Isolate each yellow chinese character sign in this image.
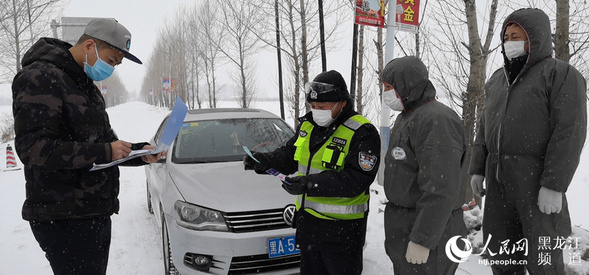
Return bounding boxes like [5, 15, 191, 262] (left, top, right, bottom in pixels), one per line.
[395, 0, 420, 33]
[355, 0, 386, 28]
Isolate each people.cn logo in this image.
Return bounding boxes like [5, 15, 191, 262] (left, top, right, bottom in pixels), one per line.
[445, 236, 474, 263]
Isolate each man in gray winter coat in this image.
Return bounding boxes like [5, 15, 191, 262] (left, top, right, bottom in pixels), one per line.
[469, 8, 587, 274]
[382, 56, 468, 274]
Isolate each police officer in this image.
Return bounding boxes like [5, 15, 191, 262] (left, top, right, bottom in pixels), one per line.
[244, 70, 380, 275]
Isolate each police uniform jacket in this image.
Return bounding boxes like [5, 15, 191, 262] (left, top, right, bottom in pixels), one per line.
[266, 102, 380, 246]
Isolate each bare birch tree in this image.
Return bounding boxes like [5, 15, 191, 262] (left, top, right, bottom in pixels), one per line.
[169, 6, 193, 109]
[217, 0, 262, 108]
[420, 0, 589, 205]
[418, 0, 498, 205]
[0, 0, 62, 81]
[196, 0, 223, 108]
[253, 0, 348, 126]
[140, 55, 163, 106]
[185, 6, 203, 109]
[556, 0, 589, 75]
[284, 0, 303, 124]
[555, 0, 570, 62]
[141, 0, 225, 109]
[141, 28, 179, 108]
[100, 72, 129, 107]
[356, 24, 365, 115]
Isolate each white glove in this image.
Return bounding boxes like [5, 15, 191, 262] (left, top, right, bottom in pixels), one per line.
[405, 241, 430, 264]
[537, 186, 563, 214]
[470, 174, 485, 197]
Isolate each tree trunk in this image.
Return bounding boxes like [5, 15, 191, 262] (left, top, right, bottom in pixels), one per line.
[299, 0, 309, 113]
[211, 57, 217, 108]
[375, 27, 383, 100]
[240, 43, 248, 108]
[415, 32, 420, 59]
[287, 0, 301, 127]
[275, 0, 285, 119]
[356, 24, 365, 115]
[350, 23, 358, 107]
[555, 0, 570, 62]
[11, 0, 21, 72]
[463, 0, 495, 207]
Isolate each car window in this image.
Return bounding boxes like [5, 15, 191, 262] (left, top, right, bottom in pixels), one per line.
[152, 116, 169, 147]
[172, 118, 293, 163]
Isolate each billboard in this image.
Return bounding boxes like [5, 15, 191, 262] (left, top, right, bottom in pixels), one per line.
[355, 0, 386, 28]
[395, 0, 420, 34]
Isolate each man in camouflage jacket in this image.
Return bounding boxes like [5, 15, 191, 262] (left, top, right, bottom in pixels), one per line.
[12, 18, 161, 274]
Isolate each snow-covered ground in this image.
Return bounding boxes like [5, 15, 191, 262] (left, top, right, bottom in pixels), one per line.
[1, 100, 588, 274]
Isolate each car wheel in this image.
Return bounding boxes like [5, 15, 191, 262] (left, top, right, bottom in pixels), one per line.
[162, 215, 179, 275]
[146, 181, 153, 214]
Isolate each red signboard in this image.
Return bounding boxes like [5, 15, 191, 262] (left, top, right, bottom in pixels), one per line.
[163, 78, 177, 93]
[395, 0, 420, 33]
[355, 0, 386, 28]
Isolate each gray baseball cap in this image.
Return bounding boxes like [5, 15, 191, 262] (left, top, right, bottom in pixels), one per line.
[83, 18, 142, 64]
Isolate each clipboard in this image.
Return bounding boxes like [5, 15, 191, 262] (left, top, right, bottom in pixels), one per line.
[90, 96, 188, 171]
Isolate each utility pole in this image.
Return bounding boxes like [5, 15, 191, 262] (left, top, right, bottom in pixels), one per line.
[378, 0, 395, 186]
[275, 0, 285, 119]
[50, 19, 59, 39]
[350, 23, 358, 108]
[318, 0, 326, 71]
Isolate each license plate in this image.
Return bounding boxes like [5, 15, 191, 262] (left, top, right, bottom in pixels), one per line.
[268, 235, 300, 258]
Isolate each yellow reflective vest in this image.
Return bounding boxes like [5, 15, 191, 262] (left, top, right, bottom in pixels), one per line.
[293, 115, 370, 220]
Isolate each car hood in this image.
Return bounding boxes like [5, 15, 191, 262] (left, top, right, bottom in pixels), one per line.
[167, 161, 296, 212]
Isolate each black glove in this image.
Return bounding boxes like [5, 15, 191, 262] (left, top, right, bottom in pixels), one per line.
[243, 152, 270, 171]
[131, 142, 151, 150]
[282, 176, 311, 195]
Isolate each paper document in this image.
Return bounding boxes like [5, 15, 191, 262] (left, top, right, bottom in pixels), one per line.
[90, 97, 188, 171]
[243, 146, 291, 185]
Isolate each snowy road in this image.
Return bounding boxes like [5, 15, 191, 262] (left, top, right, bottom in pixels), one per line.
[0, 102, 399, 274]
[2, 101, 588, 274]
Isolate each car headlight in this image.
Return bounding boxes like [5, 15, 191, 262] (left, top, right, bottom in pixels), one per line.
[174, 201, 229, 232]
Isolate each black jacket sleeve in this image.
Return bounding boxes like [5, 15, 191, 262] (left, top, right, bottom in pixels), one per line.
[120, 142, 154, 166]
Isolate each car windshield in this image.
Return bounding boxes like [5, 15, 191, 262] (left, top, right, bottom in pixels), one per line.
[172, 118, 294, 163]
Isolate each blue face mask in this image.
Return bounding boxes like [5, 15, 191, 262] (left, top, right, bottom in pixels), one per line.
[84, 45, 114, 81]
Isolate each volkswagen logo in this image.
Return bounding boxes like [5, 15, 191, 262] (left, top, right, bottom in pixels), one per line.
[283, 204, 296, 226]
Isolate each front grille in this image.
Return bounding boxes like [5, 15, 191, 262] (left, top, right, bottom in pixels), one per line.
[184, 252, 300, 274]
[224, 208, 290, 233]
[229, 254, 300, 275]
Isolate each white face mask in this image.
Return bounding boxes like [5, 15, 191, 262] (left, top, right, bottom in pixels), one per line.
[383, 89, 404, 111]
[504, 40, 527, 61]
[312, 102, 339, 127]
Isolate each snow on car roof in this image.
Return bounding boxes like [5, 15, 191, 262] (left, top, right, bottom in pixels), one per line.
[184, 108, 278, 121]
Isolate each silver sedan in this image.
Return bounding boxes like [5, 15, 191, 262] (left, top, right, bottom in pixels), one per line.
[145, 108, 300, 275]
